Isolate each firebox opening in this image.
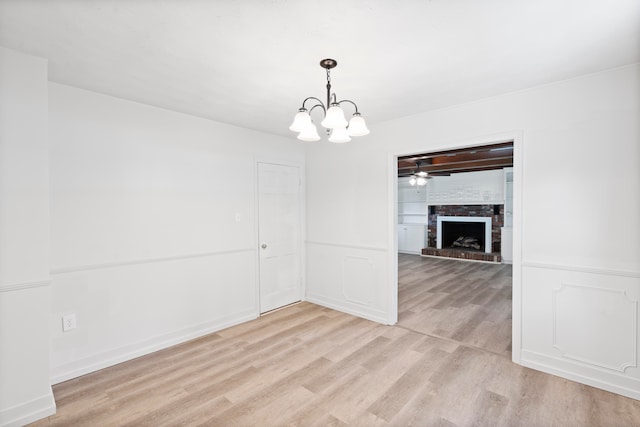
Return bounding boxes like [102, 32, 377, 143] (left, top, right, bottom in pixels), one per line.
[442, 221, 486, 252]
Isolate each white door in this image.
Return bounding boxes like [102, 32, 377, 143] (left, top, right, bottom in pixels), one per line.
[258, 162, 302, 313]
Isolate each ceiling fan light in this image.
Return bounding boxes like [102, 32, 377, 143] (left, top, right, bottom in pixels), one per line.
[289, 109, 311, 132]
[321, 104, 348, 129]
[328, 126, 351, 143]
[347, 113, 370, 136]
[297, 122, 320, 141]
[416, 171, 428, 177]
[409, 177, 417, 186]
[417, 176, 428, 186]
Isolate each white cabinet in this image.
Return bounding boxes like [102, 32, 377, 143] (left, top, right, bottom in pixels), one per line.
[504, 167, 513, 227]
[398, 177, 427, 224]
[397, 177, 427, 254]
[501, 167, 513, 263]
[501, 227, 513, 263]
[398, 224, 427, 254]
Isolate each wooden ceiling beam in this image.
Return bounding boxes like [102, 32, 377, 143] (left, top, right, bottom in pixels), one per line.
[398, 156, 513, 174]
[397, 142, 514, 177]
[398, 142, 513, 163]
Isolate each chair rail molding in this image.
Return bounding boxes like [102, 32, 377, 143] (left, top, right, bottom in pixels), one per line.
[51, 248, 255, 275]
[0, 279, 51, 293]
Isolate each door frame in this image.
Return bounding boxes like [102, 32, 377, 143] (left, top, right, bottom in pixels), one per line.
[387, 130, 524, 364]
[254, 159, 306, 315]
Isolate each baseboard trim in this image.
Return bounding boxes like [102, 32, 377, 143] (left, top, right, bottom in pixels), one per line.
[0, 389, 56, 427]
[520, 349, 640, 400]
[50, 308, 258, 384]
[305, 293, 389, 325]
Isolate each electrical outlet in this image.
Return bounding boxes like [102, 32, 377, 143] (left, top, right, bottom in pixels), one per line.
[62, 313, 76, 332]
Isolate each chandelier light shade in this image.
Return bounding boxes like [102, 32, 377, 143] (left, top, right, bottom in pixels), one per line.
[291, 59, 369, 143]
[297, 121, 321, 141]
[321, 104, 348, 129]
[289, 109, 312, 132]
[347, 113, 370, 136]
[328, 126, 351, 143]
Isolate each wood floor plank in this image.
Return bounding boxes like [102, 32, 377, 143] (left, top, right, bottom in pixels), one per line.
[31, 258, 640, 426]
[367, 347, 451, 421]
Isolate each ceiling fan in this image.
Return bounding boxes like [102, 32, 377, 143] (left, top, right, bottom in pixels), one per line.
[408, 161, 432, 186]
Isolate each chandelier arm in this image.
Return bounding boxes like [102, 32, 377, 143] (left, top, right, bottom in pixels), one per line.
[308, 103, 326, 116]
[302, 96, 326, 110]
[336, 99, 360, 114]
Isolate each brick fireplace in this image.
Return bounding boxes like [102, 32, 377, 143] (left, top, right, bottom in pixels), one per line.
[423, 204, 504, 262]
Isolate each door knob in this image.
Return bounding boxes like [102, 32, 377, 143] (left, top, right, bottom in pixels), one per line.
[261, 243, 267, 249]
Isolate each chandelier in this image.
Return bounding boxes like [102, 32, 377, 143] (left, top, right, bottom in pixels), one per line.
[289, 59, 369, 143]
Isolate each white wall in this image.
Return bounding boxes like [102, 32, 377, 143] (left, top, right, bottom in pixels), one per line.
[0, 47, 55, 426]
[305, 64, 640, 399]
[48, 83, 304, 383]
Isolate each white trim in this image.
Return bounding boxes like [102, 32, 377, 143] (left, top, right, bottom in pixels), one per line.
[521, 349, 640, 401]
[0, 391, 56, 427]
[511, 130, 524, 364]
[50, 248, 254, 275]
[387, 154, 399, 325]
[306, 292, 389, 325]
[436, 215, 492, 253]
[0, 279, 51, 293]
[306, 240, 387, 252]
[522, 261, 640, 278]
[51, 308, 257, 384]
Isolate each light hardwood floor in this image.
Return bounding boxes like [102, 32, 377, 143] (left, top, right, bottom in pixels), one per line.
[32, 255, 640, 426]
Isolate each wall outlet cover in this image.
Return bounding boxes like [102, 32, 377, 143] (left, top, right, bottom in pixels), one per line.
[62, 313, 77, 332]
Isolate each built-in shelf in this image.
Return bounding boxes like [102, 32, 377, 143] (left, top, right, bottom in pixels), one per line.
[398, 177, 427, 225]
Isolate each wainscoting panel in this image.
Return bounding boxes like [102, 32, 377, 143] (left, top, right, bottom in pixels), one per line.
[521, 263, 640, 399]
[553, 283, 637, 372]
[306, 242, 389, 324]
[342, 256, 375, 306]
[50, 249, 258, 384]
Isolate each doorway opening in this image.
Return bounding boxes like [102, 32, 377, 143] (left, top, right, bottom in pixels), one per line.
[392, 137, 520, 362]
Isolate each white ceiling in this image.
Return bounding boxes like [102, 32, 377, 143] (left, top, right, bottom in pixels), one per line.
[1, 0, 638, 138]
